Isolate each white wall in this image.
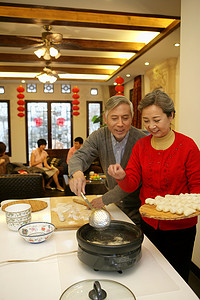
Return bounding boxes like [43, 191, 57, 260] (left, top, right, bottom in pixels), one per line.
[0, 82, 108, 163]
[180, 0, 200, 269]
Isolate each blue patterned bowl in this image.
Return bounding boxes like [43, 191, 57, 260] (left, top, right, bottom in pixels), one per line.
[18, 222, 55, 243]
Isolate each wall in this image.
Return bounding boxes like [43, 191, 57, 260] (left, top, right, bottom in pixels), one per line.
[0, 81, 108, 163]
[180, 0, 200, 269]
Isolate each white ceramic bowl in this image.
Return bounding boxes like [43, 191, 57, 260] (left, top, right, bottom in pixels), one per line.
[5, 203, 31, 231]
[18, 222, 55, 243]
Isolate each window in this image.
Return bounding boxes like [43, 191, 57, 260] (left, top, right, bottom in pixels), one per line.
[90, 88, 98, 95]
[0, 100, 11, 155]
[87, 101, 103, 136]
[61, 84, 71, 94]
[44, 84, 54, 93]
[27, 83, 37, 93]
[25, 101, 72, 162]
[0, 86, 5, 94]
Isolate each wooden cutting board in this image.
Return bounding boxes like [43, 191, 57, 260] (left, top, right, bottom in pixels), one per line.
[50, 195, 98, 230]
[139, 204, 200, 220]
[1, 199, 48, 212]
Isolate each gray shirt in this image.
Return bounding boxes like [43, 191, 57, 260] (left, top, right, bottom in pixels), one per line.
[69, 126, 146, 225]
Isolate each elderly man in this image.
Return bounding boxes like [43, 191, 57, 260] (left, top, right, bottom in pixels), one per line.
[68, 95, 146, 225]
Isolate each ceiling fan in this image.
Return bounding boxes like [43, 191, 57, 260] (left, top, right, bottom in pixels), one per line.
[36, 62, 64, 83]
[22, 25, 63, 60]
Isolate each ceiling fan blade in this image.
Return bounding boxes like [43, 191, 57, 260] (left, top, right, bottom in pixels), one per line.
[46, 33, 63, 43]
[60, 42, 82, 50]
[18, 36, 43, 43]
[21, 42, 44, 50]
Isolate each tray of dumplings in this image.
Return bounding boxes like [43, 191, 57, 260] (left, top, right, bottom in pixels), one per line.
[139, 194, 200, 220]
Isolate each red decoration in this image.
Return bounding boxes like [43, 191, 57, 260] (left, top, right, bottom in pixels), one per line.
[72, 86, 80, 116]
[33, 117, 43, 127]
[17, 85, 25, 117]
[72, 93, 80, 99]
[72, 111, 80, 116]
[17, 86, 25, 93]
[17, 106, 25, 112]
[17, 112, 25, 118]
[56, 117, 65, 127]
[17, 100, 25, 106]
[72, 87, 79, 93]
[114, 76, 124, 95]
[72, 100, 80, 105]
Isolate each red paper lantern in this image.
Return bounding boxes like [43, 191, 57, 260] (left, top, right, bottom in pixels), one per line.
[115, 85, 124, 92]
[17, 100, 25, 106]
[17, 86, 25, 93]
[72, 106, 80, 111]
[115, 76, 124, 85]
[72, 93, 80, 99]
[18, 112, 25, 118]
[72, 111, 80, 116]
[17, 106, 25, 112]
[72, 100, 80, 105]
[17, 93, 25, 99]
[33, 117, 43, 127]
[72, 87, 79, 93]
[56, 117, 65, 127]
[17, 85, 25, 117]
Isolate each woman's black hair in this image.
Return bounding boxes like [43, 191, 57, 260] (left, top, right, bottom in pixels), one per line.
[37, 139, 47, 147]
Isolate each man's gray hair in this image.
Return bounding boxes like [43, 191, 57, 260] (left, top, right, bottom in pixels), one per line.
[104, 95, 134, 118]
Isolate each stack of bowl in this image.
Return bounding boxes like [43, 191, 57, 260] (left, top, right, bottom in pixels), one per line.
[5, 203, 31, 231]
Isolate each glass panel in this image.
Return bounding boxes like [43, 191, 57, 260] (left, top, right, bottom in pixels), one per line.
[27, 83, 37, 93]
[91, 88, 98, 95]
[51, 102, 72, 149]
[0, 102, 9, 152]
[0, 86, 5, 94]
[27, 102, 48, 161]
[61, 84, 71, 94]
[44, 84, 54, 93]
[88, 103, 101, 135]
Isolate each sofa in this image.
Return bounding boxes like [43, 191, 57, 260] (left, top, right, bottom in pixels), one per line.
[0, 173, 44, 202]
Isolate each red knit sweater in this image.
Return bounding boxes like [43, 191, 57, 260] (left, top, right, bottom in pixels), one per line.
[118, 131, 200, 230]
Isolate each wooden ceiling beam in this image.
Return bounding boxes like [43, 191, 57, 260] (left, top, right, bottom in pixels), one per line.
[0, 53, 126, 65]
[0, 35, 144, 52]
[0, 65, 114, 75]
[0, 5, 177, 31]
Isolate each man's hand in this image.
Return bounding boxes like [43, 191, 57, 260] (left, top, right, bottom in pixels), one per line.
[91, 196, 104, 209]
[69, 170, 86, 196]
[108, 163, 126, 180]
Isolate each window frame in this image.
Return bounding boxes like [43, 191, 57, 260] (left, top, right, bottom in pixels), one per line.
[0, 100, 11, 156]
[86, 101, 103, 137]
[25, 100, 73, 163]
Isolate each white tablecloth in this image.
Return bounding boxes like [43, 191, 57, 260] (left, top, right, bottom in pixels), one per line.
[0, 198, 198, 300]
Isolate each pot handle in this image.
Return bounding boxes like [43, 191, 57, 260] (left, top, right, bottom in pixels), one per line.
[89, 281, 107, 300]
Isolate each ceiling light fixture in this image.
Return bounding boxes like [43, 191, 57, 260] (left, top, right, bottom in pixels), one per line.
[174, 43, 180, 47]
[36, 72, 57, 83]
[126, 74, 131, 77]
[145, 62, 150, 66]
[34, 46, 61, 60]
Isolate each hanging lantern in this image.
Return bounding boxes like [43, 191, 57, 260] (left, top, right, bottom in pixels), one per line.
[17, 85, 25, 117]
[72, 86, 80, 116]
[56, 117, 65, 127]
[33, 117, 43, 127]
[72, 100, 80, 105]
[114, 76, 124, 96]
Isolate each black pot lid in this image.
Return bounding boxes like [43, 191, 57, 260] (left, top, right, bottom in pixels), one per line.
[60, 279, 136, 300]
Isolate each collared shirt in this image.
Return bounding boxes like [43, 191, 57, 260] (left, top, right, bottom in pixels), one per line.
[111, 132, 129, 164]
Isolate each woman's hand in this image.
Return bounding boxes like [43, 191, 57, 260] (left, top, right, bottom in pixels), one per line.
[108, 163, 126, 180]
[91, 196, 104, 209]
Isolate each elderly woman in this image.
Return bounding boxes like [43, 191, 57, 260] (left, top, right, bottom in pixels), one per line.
[30, 139, 64, 191]
[108, 89, 200, 282]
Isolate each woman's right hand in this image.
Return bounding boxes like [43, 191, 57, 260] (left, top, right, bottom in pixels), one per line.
[108, 163, 126, 180]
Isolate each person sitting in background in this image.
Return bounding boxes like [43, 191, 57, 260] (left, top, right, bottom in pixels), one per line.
[66, 137, 83, 164]
[68, 95, 146, 226]
[0, 142, 10, 175]
[30, 139, 64, 191]
[108, 89, 200, 282]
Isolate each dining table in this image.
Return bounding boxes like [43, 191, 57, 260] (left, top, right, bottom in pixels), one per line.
[0, 196, 199, 300]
